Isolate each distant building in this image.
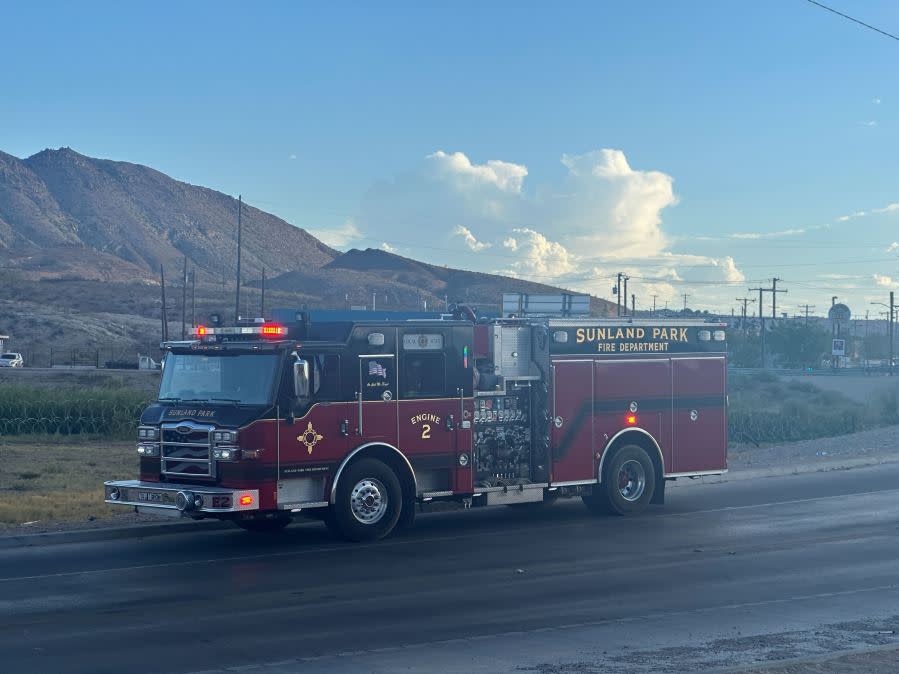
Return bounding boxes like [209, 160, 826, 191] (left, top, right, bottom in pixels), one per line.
[0, 335, 7, 352]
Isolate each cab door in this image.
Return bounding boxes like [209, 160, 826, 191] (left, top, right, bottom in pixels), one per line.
[357, 354, 398, 446]
[396, 343, 462, 494]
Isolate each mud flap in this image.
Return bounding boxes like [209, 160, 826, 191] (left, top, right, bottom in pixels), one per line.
[651, 477, 666, 505]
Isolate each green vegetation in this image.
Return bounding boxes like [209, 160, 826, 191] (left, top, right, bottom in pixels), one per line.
[728, 371, 898, 445]
[728, 322, 831, 369]
[0, 385, 150, 439]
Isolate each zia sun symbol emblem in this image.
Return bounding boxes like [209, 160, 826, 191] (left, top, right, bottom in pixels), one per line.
[298, 422, 323, 455]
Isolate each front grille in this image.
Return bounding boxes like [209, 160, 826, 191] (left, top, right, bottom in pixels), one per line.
[161, 422, 215, 479]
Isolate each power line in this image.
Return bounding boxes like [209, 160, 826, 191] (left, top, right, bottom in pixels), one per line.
[805, 0, 899, 43]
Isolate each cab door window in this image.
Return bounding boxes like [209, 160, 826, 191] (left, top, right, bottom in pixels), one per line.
[401, 353, 447, 399]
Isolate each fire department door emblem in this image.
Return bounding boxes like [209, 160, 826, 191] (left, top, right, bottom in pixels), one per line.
[298, 422, 323, 455]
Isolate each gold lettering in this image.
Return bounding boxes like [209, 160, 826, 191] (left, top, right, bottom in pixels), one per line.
[576, 328, 585, 344]
[652, 328, 661, 339]
[626, 328, 635, 339]
[636, 328, 645, 339]
[680, 328, 688, 342]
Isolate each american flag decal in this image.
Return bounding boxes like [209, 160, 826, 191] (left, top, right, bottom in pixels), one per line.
[368, 361, 388, 379]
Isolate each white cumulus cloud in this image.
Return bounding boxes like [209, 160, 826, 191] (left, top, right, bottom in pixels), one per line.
[309, 219, 362, 248]
[453, 225, 492, 252]
[874, 274, 894, 287]
[355, 148, 742, 309]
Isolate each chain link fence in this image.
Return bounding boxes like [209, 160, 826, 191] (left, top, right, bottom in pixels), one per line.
[15, 344, 164, 370]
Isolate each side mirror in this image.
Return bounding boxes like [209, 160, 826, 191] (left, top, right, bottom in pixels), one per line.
[293, 358, 310, 398]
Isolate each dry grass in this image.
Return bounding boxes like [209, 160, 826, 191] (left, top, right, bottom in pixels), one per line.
[0, 437, 135, 526]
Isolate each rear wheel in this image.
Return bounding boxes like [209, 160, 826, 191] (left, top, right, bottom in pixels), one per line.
[583, 444, 655, 516]
[326, 458, 402, 542]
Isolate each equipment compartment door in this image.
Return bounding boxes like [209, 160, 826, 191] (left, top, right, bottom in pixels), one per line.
[672, 357, 727, 474]
[357, 355, 398, 446]
[550, 360, 595, 483]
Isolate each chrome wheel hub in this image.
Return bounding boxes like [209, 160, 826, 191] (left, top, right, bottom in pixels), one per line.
[617, 459, 646, 502]
[350, 478, 388, 524]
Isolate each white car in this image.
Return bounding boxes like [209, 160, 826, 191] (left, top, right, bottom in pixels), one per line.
[0, 353, 23, 367]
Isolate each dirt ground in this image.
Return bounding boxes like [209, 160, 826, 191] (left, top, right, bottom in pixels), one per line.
[0, 439, 135, 527]
[734, 645, 899, 673]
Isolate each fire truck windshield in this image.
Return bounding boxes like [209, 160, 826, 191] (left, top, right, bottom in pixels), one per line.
[158, 353, 279, 406]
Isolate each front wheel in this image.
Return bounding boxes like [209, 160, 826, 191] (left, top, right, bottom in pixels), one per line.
[326, 458, 402, 542]
[583, 444, 655, 516]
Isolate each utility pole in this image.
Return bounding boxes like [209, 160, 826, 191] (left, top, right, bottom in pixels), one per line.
[190, 269, 196, 328]
[890, 290, 895, 377]
[261, 267, 266, 319]
[651, 294, 657, 318]
[160, 264, 169, 342]
[616, 273, 622, 317]
[736, 297, 756, 330]
[682, 293, 689, 313]
[234, 195, 242, 322]
[631, 293, 635, 316]
[181, 255, 187, 340]
[749, 285, 768, 367]
[623, 276, 630, 316]
[770, 278, 788, 319]
[799, 304, 815, 324]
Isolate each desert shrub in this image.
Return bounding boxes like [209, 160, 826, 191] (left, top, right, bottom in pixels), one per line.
[728, 373, 866, 444]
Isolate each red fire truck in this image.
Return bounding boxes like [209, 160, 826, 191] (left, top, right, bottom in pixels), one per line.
[105, 300, 727, 541]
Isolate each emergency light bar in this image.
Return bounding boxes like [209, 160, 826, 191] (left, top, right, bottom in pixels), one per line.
[193, 323, 287, 338]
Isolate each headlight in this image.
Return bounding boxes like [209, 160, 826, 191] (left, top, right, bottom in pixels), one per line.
[212, 448, 241, 461]
[213, 430, 237, 444]
[137, 443, 160, 457]
[138, 426, 159, 441]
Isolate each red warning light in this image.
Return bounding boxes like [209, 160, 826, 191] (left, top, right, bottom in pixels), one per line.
[239, 494, 254, 506]
[626, 414, 637, 425]
[260, 324, 287, 337]
[196, 325, 207, 337]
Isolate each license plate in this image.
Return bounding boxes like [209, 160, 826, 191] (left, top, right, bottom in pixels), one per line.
[138, 491, 162, 502]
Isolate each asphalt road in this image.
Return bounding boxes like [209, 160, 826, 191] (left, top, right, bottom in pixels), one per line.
[2, 466, 899, 674]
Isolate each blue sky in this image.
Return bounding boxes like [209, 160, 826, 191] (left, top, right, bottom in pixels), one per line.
[3, 0, 899, 316]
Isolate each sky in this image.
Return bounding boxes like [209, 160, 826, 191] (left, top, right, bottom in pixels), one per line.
[2, 0, 899, 318]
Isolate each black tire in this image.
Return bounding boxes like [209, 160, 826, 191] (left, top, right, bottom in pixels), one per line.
[234, 516, 292, 533]
[583, 444, 655, 516]
[327, 458, 403, 542]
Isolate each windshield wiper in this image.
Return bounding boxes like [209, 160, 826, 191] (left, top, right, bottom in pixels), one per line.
[158, 397, 209, 403]
[208, 397, 243, 405]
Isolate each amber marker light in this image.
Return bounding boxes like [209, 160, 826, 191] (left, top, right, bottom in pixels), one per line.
[626, 414, 637, 425]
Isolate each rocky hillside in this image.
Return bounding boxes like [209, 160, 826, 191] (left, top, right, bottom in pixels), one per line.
[0, 148, 335, 281]
[260, 248, 614, 315]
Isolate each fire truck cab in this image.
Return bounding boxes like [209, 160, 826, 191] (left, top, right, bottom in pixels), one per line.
[105, 300, 727, 541]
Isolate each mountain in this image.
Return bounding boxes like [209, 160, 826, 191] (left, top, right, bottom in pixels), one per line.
[0, 148, 335, 280]
[259, 247, 614, 315]
[0, 147, 615, 351]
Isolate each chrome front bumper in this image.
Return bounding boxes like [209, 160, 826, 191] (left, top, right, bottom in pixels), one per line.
[104, 480, 260, 515]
